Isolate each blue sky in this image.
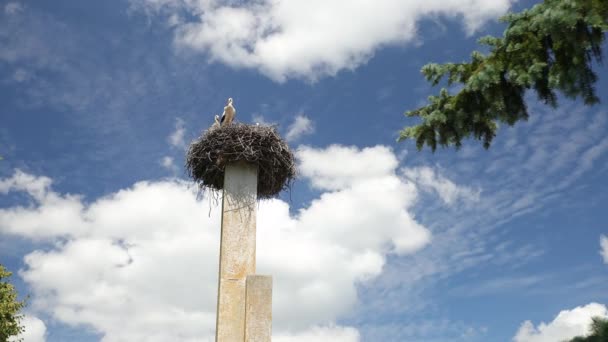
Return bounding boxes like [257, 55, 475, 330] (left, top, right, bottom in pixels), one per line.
[1, 0, 607, 341]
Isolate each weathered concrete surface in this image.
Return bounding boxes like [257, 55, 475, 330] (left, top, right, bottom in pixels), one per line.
[216, 162, 258, 342]
[244, 275, 272, 342]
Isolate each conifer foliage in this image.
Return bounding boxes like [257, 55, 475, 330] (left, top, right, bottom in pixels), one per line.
[400, 0, 608, 151]
[0, 264, 25, 342]
[568, 317, 608, 341]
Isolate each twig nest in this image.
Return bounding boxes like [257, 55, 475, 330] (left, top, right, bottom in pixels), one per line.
[186, 123, 296, 199]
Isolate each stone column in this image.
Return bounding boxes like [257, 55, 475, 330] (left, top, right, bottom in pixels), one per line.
[244, 275, 273, 342]
[215, 162, 258, 342]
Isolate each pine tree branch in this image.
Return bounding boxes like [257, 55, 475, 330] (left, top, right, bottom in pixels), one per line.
[400, 0, 608, 151]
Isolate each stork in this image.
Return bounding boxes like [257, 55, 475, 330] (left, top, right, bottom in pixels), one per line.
[220, 98, 236, 126]
[210, 115, 220, 130]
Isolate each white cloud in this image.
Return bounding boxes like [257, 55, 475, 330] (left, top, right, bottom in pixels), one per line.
[285, 115, 314, 142]
[4, 2, 23, 15]
[10, 315, 47, 342]
[252, 114, 272, 126]
[167, 13, 182, 27]
[403, 166, 480, 206]
[355, 106, 608, 334]
[13, 68, 32, 82]
[168, 117, 186, 149]
[133, 0, 514, 81]
[0, 169, 52, 202]
[297, 145, 399, 191]
[1, 144, 431, 340]
[0, 170, 85, 239]
[513, 303, 608, 342]
[601, 235, 608, 264]
[274, 325, 360, 342]
[450, 275, 544, 297]
[161, 155, 174, 168]
[160, 155, 179, 175]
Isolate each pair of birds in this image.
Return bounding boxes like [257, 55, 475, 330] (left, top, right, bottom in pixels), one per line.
[213, 98, 235, 129]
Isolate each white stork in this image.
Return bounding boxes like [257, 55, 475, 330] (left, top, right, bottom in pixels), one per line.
[210, 115, 220, 130]
[220, 98, 236, 126]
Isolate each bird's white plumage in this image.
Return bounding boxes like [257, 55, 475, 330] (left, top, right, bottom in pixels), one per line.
[211, 114, 220, 130]
[220, 98, 236, 126]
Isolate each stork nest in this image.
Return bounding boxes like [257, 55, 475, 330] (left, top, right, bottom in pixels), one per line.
[186, 123, 296, 199]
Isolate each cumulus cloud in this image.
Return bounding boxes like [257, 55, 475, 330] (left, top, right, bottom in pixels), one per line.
[0, 171, 85, 239]
[274, 325, 360, 342]
[298, 145, 399, 190]
[132, 0, 514, 81]
[1, 144, 431, 340]
[285, 115, 314, 142]
[513, 303, 608, 342]
[0, 169, 52, 201]
[403, 166, 480, 206]
[10, 315, 47, 342]
[601, 235, 608, 264]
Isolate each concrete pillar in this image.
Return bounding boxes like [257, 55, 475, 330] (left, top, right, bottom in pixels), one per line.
[216, 162, 258, 342]
[244, 275, 272, 342]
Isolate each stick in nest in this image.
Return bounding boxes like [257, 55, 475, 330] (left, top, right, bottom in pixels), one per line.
[185, 123, 296, 200]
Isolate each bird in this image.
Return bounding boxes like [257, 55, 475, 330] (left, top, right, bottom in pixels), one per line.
[210, 115, 220, 130]
[220, 98, 235, 126]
